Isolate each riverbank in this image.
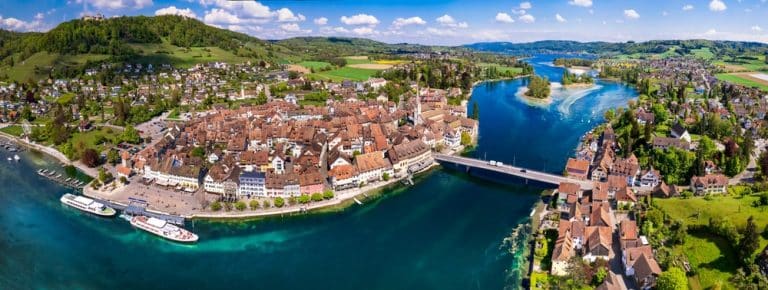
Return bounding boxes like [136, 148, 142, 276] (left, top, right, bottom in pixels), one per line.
[0, 132, 99, 178]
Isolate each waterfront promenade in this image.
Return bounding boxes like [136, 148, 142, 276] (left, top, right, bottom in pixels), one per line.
[433, 154, 593, 190]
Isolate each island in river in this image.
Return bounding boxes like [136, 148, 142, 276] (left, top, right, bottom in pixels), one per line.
[0, 54, 636, 290]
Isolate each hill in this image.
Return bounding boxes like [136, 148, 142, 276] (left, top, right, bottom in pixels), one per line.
[0, 15, 293, 81]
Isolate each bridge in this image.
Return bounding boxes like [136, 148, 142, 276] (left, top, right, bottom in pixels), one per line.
[433, 154, 593, 190]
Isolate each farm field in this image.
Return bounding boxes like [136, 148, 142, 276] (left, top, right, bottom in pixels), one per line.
[0, 52, 109, 81]
[298, 61, 332, 70]
[307, 67, 379, 81]
[716, 73, 768, 91]
[129, 41, 250, 68]
[478, 62, 524, 74]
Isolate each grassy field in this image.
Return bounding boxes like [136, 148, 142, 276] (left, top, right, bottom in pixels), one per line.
[690, 48, 715, 60]
[129, 40, 251, 68]
[715, 55, 768, 72]
[478, 62, 524, 74]
[0, 52, 109, 81]
[307, 67, 379, 81]
[716, 73, 768, 91]
[344, 56, 372, 65]
[0, 125, 24, 137]
[655, 194, 768, 228]
[62, 126, 123, 158]
[298, 61, 332, 70]
[671, 231, 739, 290]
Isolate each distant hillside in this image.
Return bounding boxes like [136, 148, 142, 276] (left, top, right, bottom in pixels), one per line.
[465, 39, 768, 57]
[0, 15, 294, 81]
[274, 37, 457, 59]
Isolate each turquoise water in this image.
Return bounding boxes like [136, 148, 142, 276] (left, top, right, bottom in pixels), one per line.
[0, 55, 635, 290]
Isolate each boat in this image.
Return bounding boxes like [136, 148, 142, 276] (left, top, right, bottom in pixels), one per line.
[13, 154, 20, 161]
[55, 173, 62, 178]
[59, 193, 117, 217]
[130, 216, 198, 243]
[6, 157, 11, 162]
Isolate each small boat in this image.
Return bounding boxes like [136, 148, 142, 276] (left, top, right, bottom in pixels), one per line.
[13, 154, 20, 161]
[55, 174, 62, 178]
[130, 216, 198, 243]
[65, 178, 72, 183]
[6, 157, 11, 162]
[60, 193, 117, 217]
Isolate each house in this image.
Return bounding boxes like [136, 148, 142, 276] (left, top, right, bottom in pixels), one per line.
[638, 168, 661, 188]
[388, 140, 431, 177]
[565, 158, 590, 180]
[652, 137, 690, 151]
[238, 170, 266, 198]
[299, 171, 324, 194]
[596, 272, 628, 290]
[551, 221, 576, 276]
[354, 151, 393, 183]
[623, 246, 662, 289]
[619, 220, 640, 249]
[690, 174, 728, 195]
[653, 181, 678, 198]
[329, 164, 359, 190]
[616, 188, 638, 209]
[583, 226, 612, 262]
[556, 182, 581, 208]
[670, 122, 691, 143]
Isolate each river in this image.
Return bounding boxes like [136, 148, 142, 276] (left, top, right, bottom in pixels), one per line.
[0, 55, 636, 289]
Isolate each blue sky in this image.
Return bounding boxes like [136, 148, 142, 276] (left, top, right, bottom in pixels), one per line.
[0, 0, 766, 45]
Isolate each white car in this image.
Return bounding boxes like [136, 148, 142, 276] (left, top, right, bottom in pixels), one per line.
[496, 162, 504, 167]
[489, 160, 497, 166]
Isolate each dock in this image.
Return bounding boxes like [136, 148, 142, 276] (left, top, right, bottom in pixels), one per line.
[92, 197, 186, 225]
[37, 169, 85, 190]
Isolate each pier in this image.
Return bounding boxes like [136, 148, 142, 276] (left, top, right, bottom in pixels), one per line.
[91, 197, 186, 225]
[433, 154, 593, 190]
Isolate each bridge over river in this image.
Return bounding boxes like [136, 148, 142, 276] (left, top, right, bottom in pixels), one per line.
[433, 154, 593, 190]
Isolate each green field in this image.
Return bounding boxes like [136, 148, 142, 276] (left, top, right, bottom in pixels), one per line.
[0, 125, 24, 137]
[690, 48, 715, 60]
[671, 231, 739, 290]
[655, 194, 768, 228]
[130, 41, 251, 68]
[0, 52, 109, 81]
[61, 126, 124, 158]
[298, 61, 332, 70]
[308, 67, 379, 81]
[344, 56, 373, 65]
[715, 55, 768, 72]
[478, 62, 524, 74]
[715, 73, 768, 91]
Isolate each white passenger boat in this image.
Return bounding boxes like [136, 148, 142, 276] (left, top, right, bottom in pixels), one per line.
[60, 193, 117, 217]
[13, 154, 20, 161]
[130, 216, 198, 243]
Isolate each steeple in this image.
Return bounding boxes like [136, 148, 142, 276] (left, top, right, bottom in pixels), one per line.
[414, 73, 422, 126]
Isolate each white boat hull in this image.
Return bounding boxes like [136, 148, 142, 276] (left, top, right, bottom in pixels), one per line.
[60, 194, 117, 217]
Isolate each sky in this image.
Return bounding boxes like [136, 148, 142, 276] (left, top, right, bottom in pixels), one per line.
[0, 0, 766, 45]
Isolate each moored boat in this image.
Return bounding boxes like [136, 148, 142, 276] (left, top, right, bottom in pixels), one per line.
[13, 154, 20, 161]
[60, 193, 117, 217]
[130, 216, 198, 243]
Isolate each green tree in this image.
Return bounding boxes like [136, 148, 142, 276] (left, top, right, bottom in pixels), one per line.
[210, 201, 222, 211]
[274, 197, 285, 208]
[235, 201, 246, 211]
[121, 125, 141, 144]
[656, 267, 688, 290]
[311, 192, 323, 202]
[382, 172, 391, 181]
[471, 101, 479, 120]
[299, 194, 310, 204]
[593, 267, 608, 286]
[738, 216, 760, 265]
[249, 199, 260, 210]
[191, 147, 206, 158]
[322, 190, 334, 200]
[461, 132, 472, 146]
[107, 149, 120, 165]
[262, 200, 271, 208]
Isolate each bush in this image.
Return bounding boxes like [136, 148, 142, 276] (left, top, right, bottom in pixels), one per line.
[311, 192, 323, 202]
[262, 200, 271, 208]
[299, 194, 310, 204]
[210, 201, 222, 211]
[249, 200, 260, 210]
[274, 197, 285, 208]
[322, 190, 334, 200]
[81, 148, 100, 167]
[382, 172, 390, 181]
[235, 201, 246, 211]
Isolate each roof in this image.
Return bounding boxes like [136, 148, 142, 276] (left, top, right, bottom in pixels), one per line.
[355, 151, 392, 172]
[620, 220, 638, 241]
[566, 158, 590, 174]
[691, 174, 728, 187]
[557, 182, 581, 195]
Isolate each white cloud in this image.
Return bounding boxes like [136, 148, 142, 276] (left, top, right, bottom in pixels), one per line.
[624, 9, 640, 19]
[752, 25, 762, 32]
[705, 28, 717, 35]
[555, 13, 566, 23]
[314, 17, 328, 25]
[709, 0, 727, 11]
[519, 2, 532, 9]
[392, 16, 426, 28]
[682, 4, 694, 11]
[34, 13, 45, 21]
[518, 14, 535, 23]
[662, 11, 668, 16]
[76, 0, 152, 10]
[426, 27, 457, 36]
[352, 27, 376, 35]
[275, 8, 305, 22]
[436, 14, 455, 25]
[155, 6, 197, 18]
[0, 16, 46, 32]
[201, 0, 272, 19]
[340, 14, 379, 26]
[203, 8, 241, 24]
[457, 21, 469, 28]
[495, 12, 514, 23]
[280, 23, 300, 32]
[568, 0, 592, 8]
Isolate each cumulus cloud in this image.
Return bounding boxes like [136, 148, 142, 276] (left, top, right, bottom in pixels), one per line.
[426, 27, 457, 36]
[752, 25, 762, 32]
[495, 12, 514, 23]
[435, 14, 467, 28]
[76, 0, 152, 10]
[568, 0, 592, 8]
[204, 8, 241, 24]
[705, 28, 717, 35]
[518, 14, 535, 23]
[155, 6, 197, 18]
[314, 17, 328, 25]
[555, 13, 566, 23]
[0, 16, 46, 32]
[352, 26, 376, 35]
[624, 9, 640, 19]
[280, 23, 300, 32]
[392, 16, 426, 28]
[340, 14, 379, 26]
[519, 2, 532, 9]
[682, 4, 694, 11]
[709, 0, 726, 11]
[275, 8, 305, 22]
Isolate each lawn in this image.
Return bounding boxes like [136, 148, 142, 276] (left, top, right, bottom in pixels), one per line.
[655, 194, 768, 228]
[0, 52, 109, 81]
[344, 56, 372, 65]
[307, 67, 379, 81]
[298, 61, 332, 70]
[130, 40, 250, 68]
[715, 55, 768, 72]
[61, 126, 123, 159]
[0, 125, 24, 137]
[478, 63, 524, 74]
[671, 231, 739, 290]
[716, 73, 768, 91]
[690, 48, 715, 60]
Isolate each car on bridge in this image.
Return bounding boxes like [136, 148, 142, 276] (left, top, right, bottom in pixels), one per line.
[489, 160, 497, 166]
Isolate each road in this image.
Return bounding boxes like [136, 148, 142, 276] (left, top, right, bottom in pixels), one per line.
[730, 138, 765, 185]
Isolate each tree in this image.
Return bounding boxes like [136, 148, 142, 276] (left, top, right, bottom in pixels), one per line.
[274, 197, 285, 207]
[121, 125, 141, 144]
[471, 101, 479, 120]
[249, 199, 260, 210]
[461, 132, 472, 146]
[593, 267, 608, 286]
[738, 216, 760, 265]
[235, 201, 246, 211]
[107, 149, 120, 165]
[191, 147, 206, 158]
[262, 200, 271, 208]
[322, 190, 334, 200]
[81, 148, 100, 167]
[311, 192, 323, 202]
[382, 172, 390, 181]
[299, 194, 310, 204]
[656, 267, 688, 290]
[210, 201, 222, 211]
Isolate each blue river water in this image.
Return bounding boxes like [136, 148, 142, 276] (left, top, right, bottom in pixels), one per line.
[0, 55, 635, 290]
